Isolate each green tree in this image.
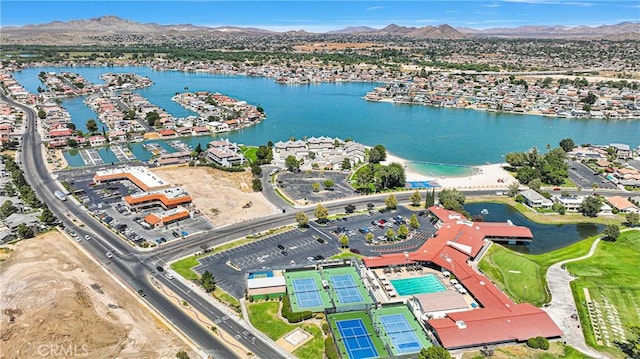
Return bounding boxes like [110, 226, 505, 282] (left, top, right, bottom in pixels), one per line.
[66, 122, 76, 131]
[397, 224, 409, 238]
[373, 144, 387, 161]
[146, 111, 160, 127]
[552, 202, 566, 215]
[17, 223, 34, 239]
[199, 270, 216, 292]
[602, 224, 620, 242]
[417, 346, 451, 359]
[356, 164, 375, 193]
[250, 164, 262, 177]
[579, 195, 602, 217]
[295, 212, 309, 228]
[339, 234, 349, 248]
[284, 155, 300, 172]
[255, 145, 272, 164]
[625, 212, 640, 226]
[377, 163, 406, 189]
[385, 228, 395, 241]
[194, 142, 203, 155]
[438, 189, 466, 213]
[341, 158, 351, 170]
[0, 200, 17, 220]
[505, 152, 526, 167]
[344, 204, 356, 213]
[312, 183, 321, 192]
[252, 178, 262, 192]
[527, 178, 542, 192]
[176, 350, 190, 359]
[37, 109, 47, 119]
[324, 179, 335, 190]
[559, 138, 576, 153]
[365, 232, 374, 243]
[66, 138, 78, 148]
[409, 190, 422, 207]
[508, 182, 520, 197]
[385, 194, 397, 210]
[425, 189, 435, 208]
[314, 204, 329, 222]
[409, 214, 420, 230]
[368, 148, 382, 164]
[86, 118, 98, 133]
[39, 205, 57, 225]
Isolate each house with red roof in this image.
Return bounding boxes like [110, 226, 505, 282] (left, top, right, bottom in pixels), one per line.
[363, 206, 561, 350]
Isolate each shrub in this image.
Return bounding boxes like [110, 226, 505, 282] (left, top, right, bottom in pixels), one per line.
[536, 336, 549, 350]
[325, 336, 339, 359]
[281, 294, 312, 323]
[515, 194, 525, 203]
[526, 337, 540, 349]
[322, 322, 329, 335]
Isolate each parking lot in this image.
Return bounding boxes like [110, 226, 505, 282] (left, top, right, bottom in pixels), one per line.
[58, 168, 214, 247]
[193, 206, 435, 298]
[568, 161, 618, 190]
[194, 229, 341, 297]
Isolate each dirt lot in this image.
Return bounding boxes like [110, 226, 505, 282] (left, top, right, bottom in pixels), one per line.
[152, 166, 277, 227]
[0, 232, 191, 359]
[294, 42, 382, 51]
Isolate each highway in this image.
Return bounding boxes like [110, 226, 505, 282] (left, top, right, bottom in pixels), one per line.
[4, 92, 285, 359]
[3, 91, 633, 358]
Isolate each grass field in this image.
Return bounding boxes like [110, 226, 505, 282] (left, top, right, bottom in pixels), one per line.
[466, 196, 625, 225]
[479, 235, 599, 306]
[329, 249, 364, 260]
[461, 341, 592, 359]
[247, 301, 325, 359]
[566, 230, 640, 357]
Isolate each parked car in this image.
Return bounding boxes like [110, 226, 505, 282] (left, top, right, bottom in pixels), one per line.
[106, 252, 114, 259]
[165, 273, 174, 280]
[137, 289, 147, 297]
[156, 266, 164, 272]
[84, 235, 92, 240]
[350, 248, 361, 254]
[277, 244, 285, 250]
[171, 231, 180, 238]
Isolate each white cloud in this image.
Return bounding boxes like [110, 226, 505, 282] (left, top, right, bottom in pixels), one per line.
[482, 2, 503, 7]
[366, 6, 384, 11]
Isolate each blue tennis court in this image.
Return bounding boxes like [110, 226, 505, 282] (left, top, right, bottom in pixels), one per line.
[379, 314, 422, 354]
[337, 319, 378, 359]
[331, 275, 364, 304]
[292, 278, 322, 308]
[406, 181, 441, 188]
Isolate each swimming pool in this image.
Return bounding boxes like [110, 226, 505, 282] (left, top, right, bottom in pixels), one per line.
[390, 274, 447, 296]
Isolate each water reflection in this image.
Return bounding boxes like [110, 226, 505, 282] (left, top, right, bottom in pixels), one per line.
[465, 202, 603, 254]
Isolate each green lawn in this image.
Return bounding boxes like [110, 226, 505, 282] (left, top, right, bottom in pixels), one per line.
[213, 287, 241, 313]
[462, 341, 592, 359]
[240, 146, 258, 164]
[566, 230, 640, 357]
[248, 302, 298, 340]
[329, 249, 364, 260]
[170, 256, 200, 280]
[247, 302, 325, 357]
[479, 235, 599, 306]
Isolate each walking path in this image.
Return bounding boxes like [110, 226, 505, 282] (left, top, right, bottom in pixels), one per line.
[543, 236, 609, 359]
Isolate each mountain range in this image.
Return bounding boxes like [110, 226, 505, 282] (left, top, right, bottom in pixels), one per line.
[1, 16, 639, 44]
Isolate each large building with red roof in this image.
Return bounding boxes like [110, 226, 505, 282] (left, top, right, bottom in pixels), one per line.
[363, 206, 562, 350]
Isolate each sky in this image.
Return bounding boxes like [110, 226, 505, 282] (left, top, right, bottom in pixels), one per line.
[1, 1, 639, 32]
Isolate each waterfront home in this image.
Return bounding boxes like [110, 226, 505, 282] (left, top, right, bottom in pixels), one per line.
[553, 195, 584, 212]
[520, 189, 553, 209]
[46, 128, 73, 140]
[606, 196, 640, 213]
[89, 135, 107, 147]
[158, 129, 177, 137]
[609, 143, 632, 159]
[206, 147, 245, 167]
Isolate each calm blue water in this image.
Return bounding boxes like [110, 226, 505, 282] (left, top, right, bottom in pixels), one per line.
[14, 66, 640, 167]
[465, 202, 604, 254]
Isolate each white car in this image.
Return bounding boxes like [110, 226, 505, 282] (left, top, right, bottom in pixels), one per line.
[84, 235, 92, 240]
[106, 252, 114, 259]
[165, 273, 174, 280]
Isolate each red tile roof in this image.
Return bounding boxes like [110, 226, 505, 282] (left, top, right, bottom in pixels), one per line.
[363, 206, 561, 349]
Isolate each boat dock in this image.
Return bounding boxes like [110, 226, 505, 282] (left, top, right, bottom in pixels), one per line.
[111, 145, 137, 162]
[143, 142, 168, 156]
[79, 149, 105, 166]
[169, 140, 193, 152]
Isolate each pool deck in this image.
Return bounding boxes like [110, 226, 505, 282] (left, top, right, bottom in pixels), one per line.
[365, 266, 477, 308]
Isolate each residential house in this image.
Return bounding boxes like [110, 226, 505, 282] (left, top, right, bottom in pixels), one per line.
[520, 189, 553, 209]
[609, 143, 632, 160]
[606, 196, 640, 213]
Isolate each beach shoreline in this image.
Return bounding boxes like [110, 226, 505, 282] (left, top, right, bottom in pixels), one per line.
[384, 152, 517, 190]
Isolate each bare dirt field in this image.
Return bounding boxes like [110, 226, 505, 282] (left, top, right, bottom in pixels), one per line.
[0, 232, 191, 359]
[294, 42, 382, 51]
[152, 166, 277, 227]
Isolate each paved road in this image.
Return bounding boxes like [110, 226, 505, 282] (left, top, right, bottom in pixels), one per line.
[4, 92, 288, 359]
[543, 237, 610, 359]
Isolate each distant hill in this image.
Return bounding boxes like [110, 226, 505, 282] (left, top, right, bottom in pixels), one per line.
[1, 16, 637, 46]
[457, 21, 640, 39]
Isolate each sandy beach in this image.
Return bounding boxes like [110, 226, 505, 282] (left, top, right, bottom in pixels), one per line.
[384, 152, 517, 190]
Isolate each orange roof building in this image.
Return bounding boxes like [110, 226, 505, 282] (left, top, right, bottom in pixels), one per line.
[363, 206, 561, 350]
[124, 187, 192, 211]
[144, 207, 190, 228]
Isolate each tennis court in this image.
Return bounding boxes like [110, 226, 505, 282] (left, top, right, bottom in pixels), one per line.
[379, 314, 422, 354]
[331, 274, 364, 304]
[292, 277, 323, 309]
[337, 319, 379, 359]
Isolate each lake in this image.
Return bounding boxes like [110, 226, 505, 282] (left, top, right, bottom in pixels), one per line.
[13, 66, 640, 169]
[465, 202, 604, 254]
